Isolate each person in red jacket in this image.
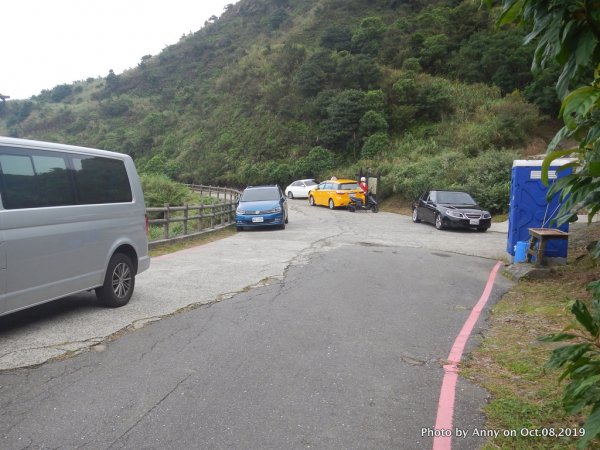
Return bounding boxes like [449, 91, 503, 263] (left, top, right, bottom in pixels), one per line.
[359, 176, 368, 196]
[350, 176, 368, 208]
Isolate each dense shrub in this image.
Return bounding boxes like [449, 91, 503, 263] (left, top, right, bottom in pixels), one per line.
[458, 149, 518, 213]
[141, 154, 183, 179]
[359, 111, 388, 136]
[486, 93, 540, 148]
[454, 92, 541, 156]
[391, 155, 450, 201]
[140, 174, 197, 208]
[390, 149, 517, 213]
[362, 132, 390, 158]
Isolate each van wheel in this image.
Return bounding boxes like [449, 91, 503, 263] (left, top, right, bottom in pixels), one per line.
[96, 253, 135, 307]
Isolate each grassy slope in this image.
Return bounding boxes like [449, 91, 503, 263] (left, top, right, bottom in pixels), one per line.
[463, 223, 600, 449]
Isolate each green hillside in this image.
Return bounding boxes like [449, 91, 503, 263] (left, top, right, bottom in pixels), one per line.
[0, 0, 558, 213]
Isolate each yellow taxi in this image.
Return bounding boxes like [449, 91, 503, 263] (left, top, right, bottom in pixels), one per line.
[308, 178, 365, 209]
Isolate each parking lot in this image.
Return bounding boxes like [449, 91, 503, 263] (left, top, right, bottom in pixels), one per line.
[0, 200, 509, 371]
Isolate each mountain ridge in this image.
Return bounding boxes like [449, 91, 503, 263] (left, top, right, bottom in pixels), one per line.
[0, 0, 557, 213]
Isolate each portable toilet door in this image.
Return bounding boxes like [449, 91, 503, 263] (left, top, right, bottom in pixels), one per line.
[507, 159, 573, 262]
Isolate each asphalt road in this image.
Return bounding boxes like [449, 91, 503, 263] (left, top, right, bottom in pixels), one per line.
[0, 200, 513, 449]
[0, 201, 509, 371]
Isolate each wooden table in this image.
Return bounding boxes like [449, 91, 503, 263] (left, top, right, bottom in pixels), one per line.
[526, 228, 569, 266]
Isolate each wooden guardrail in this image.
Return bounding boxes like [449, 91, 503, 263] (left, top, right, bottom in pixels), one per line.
[147, 185, 241, 248]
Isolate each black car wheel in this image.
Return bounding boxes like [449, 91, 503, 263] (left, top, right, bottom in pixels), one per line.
[309, 196, 315, 206]
[328, 199, 335, 209]
[287, 191, 294, 199]
[435, 213, 445, 230]
[412, 208, 420, 223]
[96, 253, 135, 307]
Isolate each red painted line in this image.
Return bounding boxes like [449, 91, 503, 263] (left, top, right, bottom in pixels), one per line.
[432, 261, 503, 450]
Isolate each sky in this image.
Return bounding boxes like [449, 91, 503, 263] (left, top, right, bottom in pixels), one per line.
[2, 0, 236, 100]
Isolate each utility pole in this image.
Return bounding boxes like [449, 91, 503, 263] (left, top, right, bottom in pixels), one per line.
[0, 94, 10, 102]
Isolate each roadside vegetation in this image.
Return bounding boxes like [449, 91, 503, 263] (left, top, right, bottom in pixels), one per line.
[463, 223, 600, 450]
[141, 175, 233, 242]
[488, 0, 600, 447]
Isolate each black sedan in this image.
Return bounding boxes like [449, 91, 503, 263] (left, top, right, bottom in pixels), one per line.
[412, 190, 492, 231]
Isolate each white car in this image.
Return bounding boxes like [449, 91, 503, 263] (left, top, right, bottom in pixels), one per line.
[284, 179, 318, 199]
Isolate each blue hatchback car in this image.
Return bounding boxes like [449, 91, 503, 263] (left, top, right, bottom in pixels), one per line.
[235, 185, 289, 231]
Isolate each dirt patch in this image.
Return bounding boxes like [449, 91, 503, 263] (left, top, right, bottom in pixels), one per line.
[569, 221, 600, 256]
[379, 196, 412, 215]
[463, 218, 600, 449]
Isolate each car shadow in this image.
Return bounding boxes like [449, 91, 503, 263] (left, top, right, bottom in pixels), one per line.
[0, 292, 99, 334]
[416, 222, 488, 233]
[239, 226, 287, 232]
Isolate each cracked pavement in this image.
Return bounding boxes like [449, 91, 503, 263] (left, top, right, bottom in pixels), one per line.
[0, 200, 508, 372]
[0, 200, 513, 449]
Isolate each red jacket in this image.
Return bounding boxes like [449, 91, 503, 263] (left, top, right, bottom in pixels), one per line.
[359, 181, 368, 195]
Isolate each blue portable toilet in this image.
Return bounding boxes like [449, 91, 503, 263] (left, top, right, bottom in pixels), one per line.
[507, 159, 573, 262]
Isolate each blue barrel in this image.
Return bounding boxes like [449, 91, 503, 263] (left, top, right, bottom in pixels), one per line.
[513, 240, 528, 263]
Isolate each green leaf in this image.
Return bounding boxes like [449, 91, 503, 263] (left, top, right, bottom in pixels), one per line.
[547, 126, 572, 151]
[539, 333, 579, 342]
[571, 374, 600, 397]
[542, 149, 579, 185]
[589, 281, 600, 298]
[547, 343, 593, 369]
[592, 242, 600, 259]
[576, 30, 597, 67]
[562, 86, 600, 129]
[589, 161, 600, 176]
[572, 300, 600, 337]
[577, 405, 600, 449]
[497, 0, 524, 26]
[557, 58, 578, 99]
[588, 207, 600, 225]
[571, 360, 600, 377]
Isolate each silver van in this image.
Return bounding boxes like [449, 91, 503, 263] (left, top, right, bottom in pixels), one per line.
[0, 137, 150, 316]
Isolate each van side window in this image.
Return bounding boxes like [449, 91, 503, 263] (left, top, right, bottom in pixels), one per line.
[71, 155, 132, 204]
[32, 154, 73, 207]
[0, 153, 73, 209]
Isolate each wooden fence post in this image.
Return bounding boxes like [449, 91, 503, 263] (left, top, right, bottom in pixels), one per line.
[164, 204, 170, 240]
[199, 203, 204, 232]
[183, 203, 189, 235]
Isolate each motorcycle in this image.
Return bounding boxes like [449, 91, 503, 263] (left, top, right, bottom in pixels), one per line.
[348, 192, 379, 213]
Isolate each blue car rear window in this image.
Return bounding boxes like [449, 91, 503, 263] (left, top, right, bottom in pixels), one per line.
[241, 188, 279, 202]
